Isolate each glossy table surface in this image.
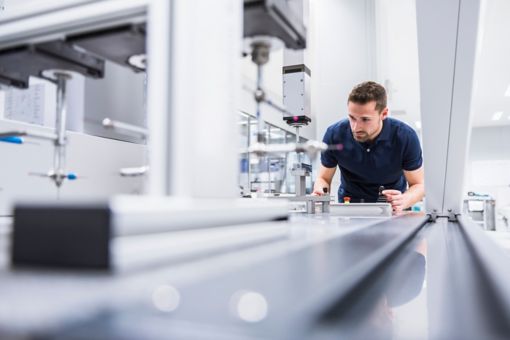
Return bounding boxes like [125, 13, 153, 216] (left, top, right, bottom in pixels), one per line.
[1, 212, 509, 339]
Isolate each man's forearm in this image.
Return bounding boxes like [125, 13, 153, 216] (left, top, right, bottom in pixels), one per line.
[403, 184, 425, 208]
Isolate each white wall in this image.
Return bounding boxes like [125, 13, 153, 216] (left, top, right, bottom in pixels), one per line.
[469, 126, 510, 161]
[465, 126, 510, 217]
[310, 0, 377, 198]
[374, 0, 421, 130]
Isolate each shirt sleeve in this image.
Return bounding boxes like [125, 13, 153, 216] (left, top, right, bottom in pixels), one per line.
[321, 127, 338, 168]
[402, 129, 423, 171]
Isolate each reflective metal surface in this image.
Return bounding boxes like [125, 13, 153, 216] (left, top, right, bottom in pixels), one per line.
[2, 213, 510, 339]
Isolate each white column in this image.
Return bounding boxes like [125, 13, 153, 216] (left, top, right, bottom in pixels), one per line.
[147, 0, 242, 198]
[146, 0, 171, 196]
[417, 0, 481, 214]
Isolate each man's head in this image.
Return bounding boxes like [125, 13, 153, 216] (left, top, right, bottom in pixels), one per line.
[347, 81, 388, 142]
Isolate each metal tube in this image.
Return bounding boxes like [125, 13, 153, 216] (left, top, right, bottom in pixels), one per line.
[55, 73, 68, 148]
[247, 117, 252, 194]
[102, 118, 149, 137]
[256, 63, 265, 144]
[267, 125, 271, 195]
[53, 72, 70, 187]
[0, 130, 57, 141]
[296, 126, 302, 163]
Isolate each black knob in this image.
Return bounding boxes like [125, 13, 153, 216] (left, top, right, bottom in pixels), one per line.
[377, 186, 387, 203]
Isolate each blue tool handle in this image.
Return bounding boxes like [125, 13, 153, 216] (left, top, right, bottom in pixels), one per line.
[67, 173, 77, 180]
[0, 136, 23, 144]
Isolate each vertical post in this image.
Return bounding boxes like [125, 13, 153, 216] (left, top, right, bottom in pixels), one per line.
[417, 0, 481, 214]
[169, 0, 242, 199]
[147, 0, 242, 199]
[247, 116, 252, 193]
[146, 0, 171, 196]
[53, 72, 71, 187]
[256, 62, 265, 144]
[267, 125, 271, 195]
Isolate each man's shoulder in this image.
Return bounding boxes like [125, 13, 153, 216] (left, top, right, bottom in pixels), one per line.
[388, 117, 418, 139]
[326, 119, 349, 133]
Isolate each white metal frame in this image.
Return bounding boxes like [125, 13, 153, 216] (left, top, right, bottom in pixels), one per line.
[417, 0, 481, 215]
[0, 0, 148, 49]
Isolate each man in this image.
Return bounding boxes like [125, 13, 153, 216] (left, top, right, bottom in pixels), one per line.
[313, 81, 424, 212]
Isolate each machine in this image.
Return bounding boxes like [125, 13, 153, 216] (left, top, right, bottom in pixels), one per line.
[0, 0, 509, 339]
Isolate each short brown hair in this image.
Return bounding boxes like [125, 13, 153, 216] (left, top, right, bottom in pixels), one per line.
[348, 81, 387, 112]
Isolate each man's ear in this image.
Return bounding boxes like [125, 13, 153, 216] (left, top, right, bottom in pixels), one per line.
[380, 107, 389, 120]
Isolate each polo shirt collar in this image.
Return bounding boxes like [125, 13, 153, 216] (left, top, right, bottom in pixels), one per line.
[374, 118, 391, 143]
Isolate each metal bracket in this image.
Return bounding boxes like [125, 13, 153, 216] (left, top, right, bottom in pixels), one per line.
[428, 211, 438, 223]
[448, 210, 459, 222]
[427, 209, 459, 223]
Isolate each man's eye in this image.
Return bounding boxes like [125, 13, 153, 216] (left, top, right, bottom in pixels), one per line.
[362, 118, 370, 122]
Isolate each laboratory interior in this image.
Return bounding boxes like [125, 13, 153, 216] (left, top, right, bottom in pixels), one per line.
[1, 0, 510, 339]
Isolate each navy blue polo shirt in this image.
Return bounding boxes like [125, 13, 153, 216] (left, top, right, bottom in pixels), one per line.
[321, 117, 422, 202]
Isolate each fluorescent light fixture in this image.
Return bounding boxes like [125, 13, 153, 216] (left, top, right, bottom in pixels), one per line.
[415, 121, 422, 129]
[505, 85, 510, 97]
[492, 111, 503, 121]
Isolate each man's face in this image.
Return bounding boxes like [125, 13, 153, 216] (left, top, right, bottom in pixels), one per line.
[347, 101, 388, 142]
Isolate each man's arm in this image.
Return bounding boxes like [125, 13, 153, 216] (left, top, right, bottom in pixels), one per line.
[312, 165, 336, 195]
[383, 166, 425, 211]
[403, 166, 425, 207]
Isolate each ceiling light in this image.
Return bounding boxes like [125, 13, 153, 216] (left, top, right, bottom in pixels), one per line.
[505, 85, 510, 97]
[492, 111, 503, 121]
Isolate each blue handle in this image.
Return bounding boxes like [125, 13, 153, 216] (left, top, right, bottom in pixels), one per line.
[67, 173, 77, 180]
[0, 136, 23, 144]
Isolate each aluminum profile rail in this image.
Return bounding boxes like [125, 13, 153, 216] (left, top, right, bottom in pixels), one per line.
[427, 217, 510, 339]
[0, 0, 148, 49]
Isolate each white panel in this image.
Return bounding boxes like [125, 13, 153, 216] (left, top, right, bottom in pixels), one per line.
[166, 0, 241, 199]
[283, 72, 306, 116]
[443, 0, 481, 213]
[417, 0, 480, 214]
[417, 0, 461, 213]
[84, 61, 146, 141]
[0, 119, 145, 216]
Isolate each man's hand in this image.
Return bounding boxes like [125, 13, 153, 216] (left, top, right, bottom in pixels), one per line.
[312, 186, 329, 196]
[313, 165, 336, 196]
[382, 189, 410, 212]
